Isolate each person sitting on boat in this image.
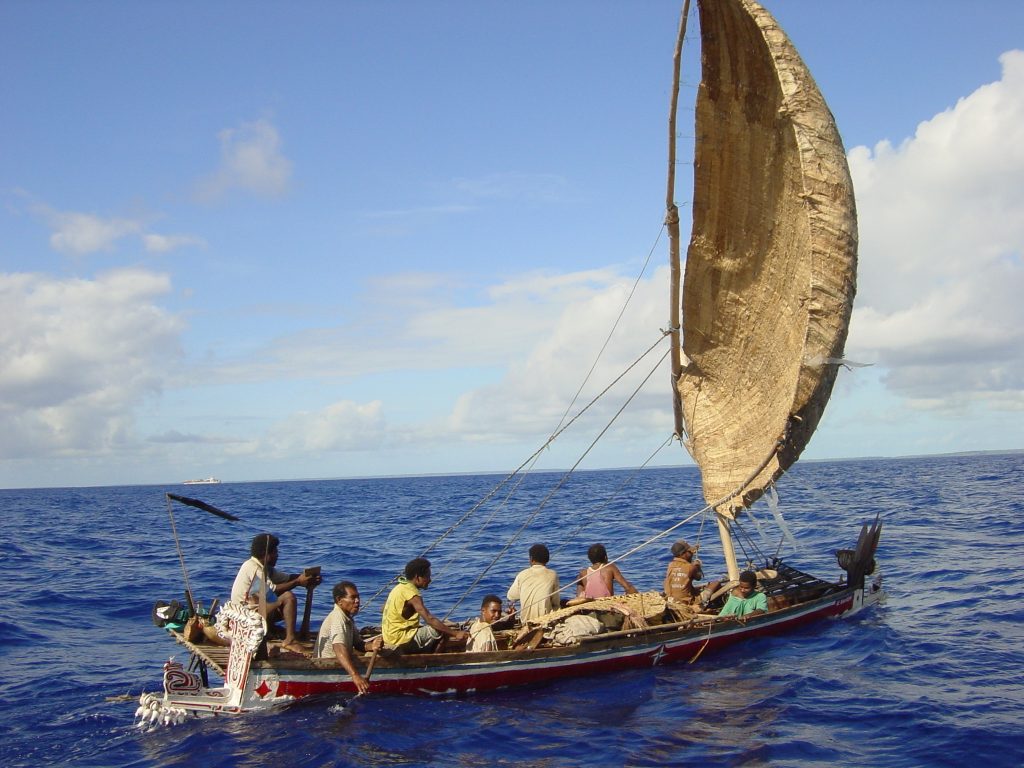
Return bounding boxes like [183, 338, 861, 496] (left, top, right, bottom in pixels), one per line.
[382, 557, 470, 654]
[507, 543, 561, 623]
[718, 570, 768, 619]
[577, 543, 638, 598]
[663, 540, 722, 606]
[466, 594, 502, 653]
[315, 580, 383, 694]
[231, 532, 321, 654]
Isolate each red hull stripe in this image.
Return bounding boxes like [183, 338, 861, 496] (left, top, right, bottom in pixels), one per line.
[268, 594, 853, 698]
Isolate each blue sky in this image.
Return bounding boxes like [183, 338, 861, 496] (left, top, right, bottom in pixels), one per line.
[2, 1, 1022, 489]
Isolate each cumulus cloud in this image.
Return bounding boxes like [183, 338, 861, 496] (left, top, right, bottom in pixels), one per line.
[143, 233, 206, 253]
[446, 267, 670, 444]
[847, 49, 1024, 407]
[27, 198, 205, 257]
[347, 267, 668, 445]
[147, 430, 240, 444]
[195, 118, 292, 202]
[262, 400, 386, 456]
[44, 210, 142, 255]
[203, 266, 656, 385]
[0, 269, 183, 458]
[180, 263, 671, 459]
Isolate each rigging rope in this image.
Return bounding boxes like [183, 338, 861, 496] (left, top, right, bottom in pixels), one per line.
[443, 345, 672, 619]
[164, 495, 195, 613]
[426, 226, 669, 585]
[551, 432, 676, 561]
[364, 329, 674, 610]
[365, 214, 670, 611]
[502, 439, 785, 623]
[558, 441, 788, 604]
[555, 225, 665, 433]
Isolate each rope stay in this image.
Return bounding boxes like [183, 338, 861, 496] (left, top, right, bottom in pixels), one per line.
[502, 438, 793, 624]
[444, 345, 672, 619]
[431, 226, 670, 583]
[165, 494, 196, 613]
[364, 328, 673, 610]
[550, 432, 676, 562]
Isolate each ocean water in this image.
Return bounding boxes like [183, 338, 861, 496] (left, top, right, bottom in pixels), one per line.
[1, 452, 1022, 767]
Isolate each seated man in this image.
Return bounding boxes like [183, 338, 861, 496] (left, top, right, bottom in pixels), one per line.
[382, 558, 469, 653]
[466, 594, 502, 653]
[507, 543, 560, 622]
[315, 580, 382, 694]
[718, 570, 768, 619]
[231, 532, 320, 653]
[663, 540, 721, 605]
[577, 543, 637, 598]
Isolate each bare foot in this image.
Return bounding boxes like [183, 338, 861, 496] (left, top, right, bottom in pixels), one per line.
[280, 641, 307, 656]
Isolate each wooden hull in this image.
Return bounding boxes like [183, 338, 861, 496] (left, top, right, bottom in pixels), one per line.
[137, 571, 883, 723]
[270, 587, 864, 699]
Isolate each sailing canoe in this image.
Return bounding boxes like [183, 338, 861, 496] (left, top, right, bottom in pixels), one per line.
[137, 0, 882, 723]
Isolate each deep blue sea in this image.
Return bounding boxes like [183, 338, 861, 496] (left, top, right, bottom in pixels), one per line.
[2, 452, 1023, 767]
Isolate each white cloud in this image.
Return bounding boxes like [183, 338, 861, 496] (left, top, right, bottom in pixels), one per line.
[199, 266, 655, 386]
[147, 430, 241, 444]
[195, 118, 292, 202]
[847, 49, 1024, 406]
[44, 210, 142, 255]
[0, 269, 183, 459]
[304, 267, 668, 451]
[28, 198, 205, 257]
[143, 233, 207, 253]
[446, 267, 671, 445]
[173, 264, 671, 463]
[262, 400, 386, 456]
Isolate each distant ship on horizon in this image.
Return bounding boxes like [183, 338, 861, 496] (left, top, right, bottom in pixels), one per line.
[182, 477, 221, 485]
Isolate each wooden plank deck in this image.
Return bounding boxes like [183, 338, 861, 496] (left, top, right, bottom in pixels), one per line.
[167, 630, 323, 677]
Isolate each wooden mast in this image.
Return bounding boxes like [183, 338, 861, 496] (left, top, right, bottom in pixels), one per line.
[666, 1, 739, 581]
[666, 0, 690, 443]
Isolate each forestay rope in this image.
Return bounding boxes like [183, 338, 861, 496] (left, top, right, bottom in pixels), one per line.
[507, 439, 792, 622]
[363, 328, 674, 610]
[443, 344, 672, 619]
[425, 226, 670, 587]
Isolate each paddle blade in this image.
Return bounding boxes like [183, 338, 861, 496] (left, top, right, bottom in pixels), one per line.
[165, 493, 240, 522]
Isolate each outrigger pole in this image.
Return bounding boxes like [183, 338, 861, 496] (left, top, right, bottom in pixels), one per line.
[164, 492, 240, 612]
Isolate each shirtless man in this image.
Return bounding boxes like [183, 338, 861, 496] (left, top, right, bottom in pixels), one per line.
[231, 532, 320, 653]
[577, 543, 637, 598]
[381, 558, 469, 653]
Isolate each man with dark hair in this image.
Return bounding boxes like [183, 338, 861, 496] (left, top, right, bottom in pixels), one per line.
[718, 570, 768, 619]
[577, 543, 637, 598]
[466, 594, 503, 653]
[663, 540, 721, 605]
[507, 543, 561, 622]
[230, 532, 320, 653]
[381, 558, 469, 653]
[316, 580, 382, 694]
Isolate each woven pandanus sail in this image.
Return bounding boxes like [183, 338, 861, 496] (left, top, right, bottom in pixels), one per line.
[678, 0, 858, 518]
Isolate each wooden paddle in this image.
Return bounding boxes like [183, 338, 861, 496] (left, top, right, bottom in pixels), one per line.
[364, 645, 381, 679]
[350, 644, 381, 702]
[299, 566, 321, 639]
